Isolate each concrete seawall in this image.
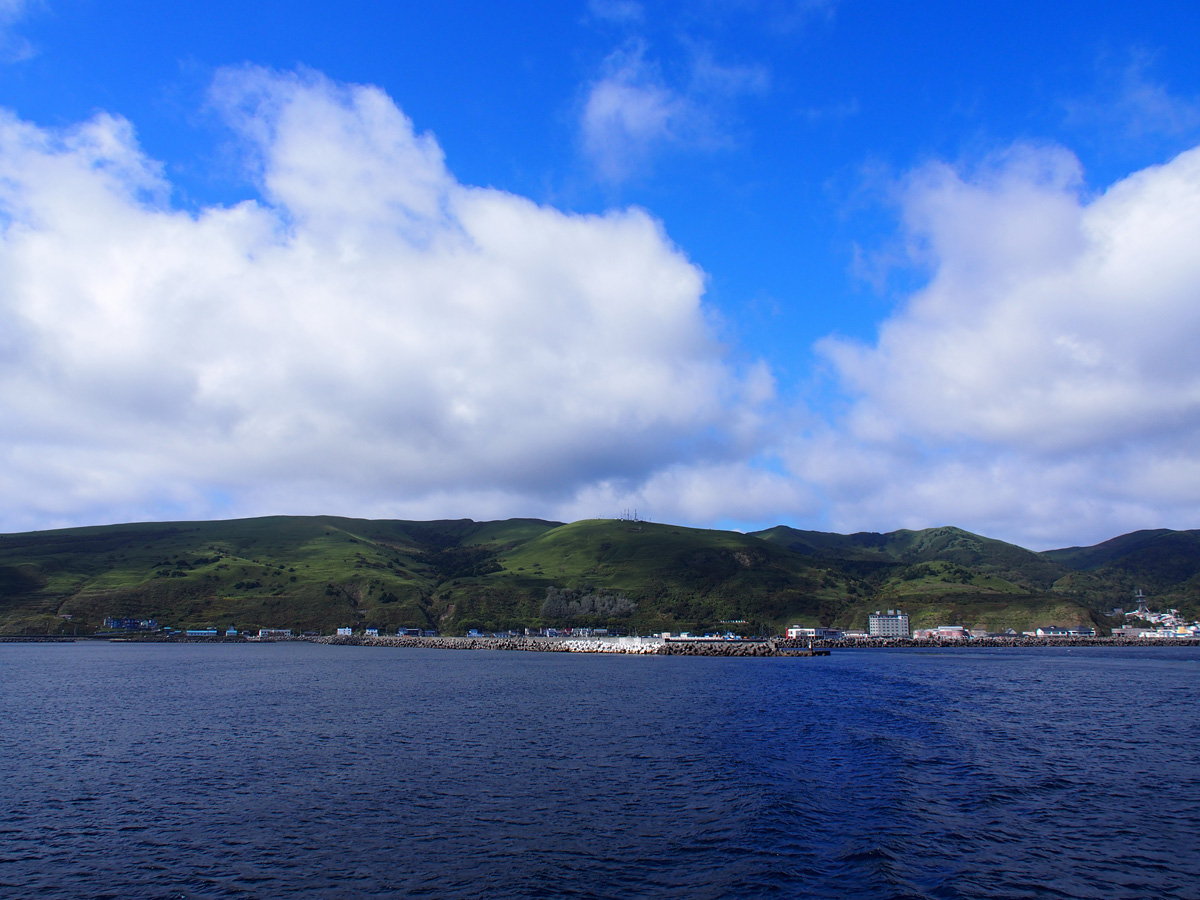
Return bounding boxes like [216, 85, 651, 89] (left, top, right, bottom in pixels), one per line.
[310, 634, 1199, 654]
[309, 635, 821, 656]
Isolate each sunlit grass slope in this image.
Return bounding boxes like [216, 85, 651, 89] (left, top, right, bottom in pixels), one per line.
[443, 518, 851, 633]
[0, 516, 562, 634]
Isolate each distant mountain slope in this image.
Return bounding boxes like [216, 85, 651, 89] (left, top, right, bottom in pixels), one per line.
[3, 516, 1195, 635]
[1043, 529, 1200, 600]
[753, 524, 1064, 591]
[1044, 529, 1198, 570]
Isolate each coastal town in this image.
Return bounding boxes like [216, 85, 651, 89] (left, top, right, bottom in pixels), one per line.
[789, 604, 1200, 642]
[44, 594, 1195, 656]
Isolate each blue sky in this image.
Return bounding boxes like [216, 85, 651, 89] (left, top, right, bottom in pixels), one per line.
[2, 0, 1200, 548]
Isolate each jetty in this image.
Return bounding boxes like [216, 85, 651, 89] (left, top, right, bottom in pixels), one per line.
[0, 635, 78, 642]
[310, 634, 827, 657]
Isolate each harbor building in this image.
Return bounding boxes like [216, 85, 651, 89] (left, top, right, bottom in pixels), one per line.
[104, 617, 157, 631]
[786, 626, 843, 640]
[1036, 626, 1096, 638]
[868, 610, 910, 638]
[912, 625, 969, 640]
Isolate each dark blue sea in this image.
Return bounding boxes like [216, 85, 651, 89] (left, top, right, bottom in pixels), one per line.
[1, 643, 1198, 899]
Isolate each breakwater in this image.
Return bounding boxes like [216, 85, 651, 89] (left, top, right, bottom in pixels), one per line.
[310, 634, 822, 656]
[310, 633, 1199, 654]
[8, 632, 1196, 651]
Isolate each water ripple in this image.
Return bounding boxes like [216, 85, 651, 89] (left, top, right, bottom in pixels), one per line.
[1, 644, 1198, 898]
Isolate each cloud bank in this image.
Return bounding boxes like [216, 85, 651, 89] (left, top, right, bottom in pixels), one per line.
[4, 65, 1200, 549]
[798, 142, 1200, 547]
[0, 67, 768, 532]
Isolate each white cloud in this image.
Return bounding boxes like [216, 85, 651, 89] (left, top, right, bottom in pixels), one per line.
[1066, 55, 1200, 144]
[560, 459, 817, 527]
[579, 41, 765, 183]
[588, 0, 643, 24]
[688, 47, 770, 97]
[581, 43, 696, 182]
[8, 65, 1200, 551]
[795, 141, 1200, 547]
[823, 144, 1200, 451]
[0, 0, 33, 63]
[1115, 68, 1200, 139]
[0, 1, 29, 24]
[0, 67, 770, 533]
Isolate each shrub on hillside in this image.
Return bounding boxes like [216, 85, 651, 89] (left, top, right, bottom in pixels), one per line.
[542, 586, 635, 619]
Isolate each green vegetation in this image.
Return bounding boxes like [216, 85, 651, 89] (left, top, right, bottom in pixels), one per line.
[1, 516, 1197, 636]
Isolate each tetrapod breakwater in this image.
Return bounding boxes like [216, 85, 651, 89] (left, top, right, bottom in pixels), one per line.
[309, 635, 828, 656]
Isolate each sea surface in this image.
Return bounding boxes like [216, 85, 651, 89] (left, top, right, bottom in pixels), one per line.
[1, 642, 1198, 900]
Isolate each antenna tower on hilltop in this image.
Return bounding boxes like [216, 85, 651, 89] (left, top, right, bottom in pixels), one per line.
[617, 509, 651, 523]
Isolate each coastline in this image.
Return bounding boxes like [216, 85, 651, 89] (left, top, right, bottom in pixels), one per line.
[4, 633, 1199, 654]
[305, 633, 1199, 655]
[310, 634, 805, 655]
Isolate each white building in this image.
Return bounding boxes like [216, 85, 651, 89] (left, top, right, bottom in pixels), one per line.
[1035, 626, 1096, 638]
[786, 626, 843, 640]
[868, 610, 910, 638]
[336, 627, 353, 636]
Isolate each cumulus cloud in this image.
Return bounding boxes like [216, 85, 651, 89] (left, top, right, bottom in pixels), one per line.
[798, 141, 1200, 547]
[0, 67, 768, 532]
[8, 64, 1200, 550]
[562, 459, 817, 527]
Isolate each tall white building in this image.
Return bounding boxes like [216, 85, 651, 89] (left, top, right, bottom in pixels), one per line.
[869, 610, 910, 638]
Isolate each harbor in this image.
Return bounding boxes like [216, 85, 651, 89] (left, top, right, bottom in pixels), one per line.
[310, 633, 830, 656]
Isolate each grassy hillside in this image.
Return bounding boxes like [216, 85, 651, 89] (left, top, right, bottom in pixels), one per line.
[753, 525, 1063, 590]
[2, 516, 1194, 635]
[0, 516, 855, 635]
[0, 516, 562, 635]
[1044, 529, 1180, 570]
[455, 519, 849, 633]
[1043, 529, 1200, 619]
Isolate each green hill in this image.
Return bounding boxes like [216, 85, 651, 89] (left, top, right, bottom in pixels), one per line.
[1043, 529, 1200, 616]
[0, 515, 562, 635]
[2, 516, 1196, 636]
[464, 519, 846, 633]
